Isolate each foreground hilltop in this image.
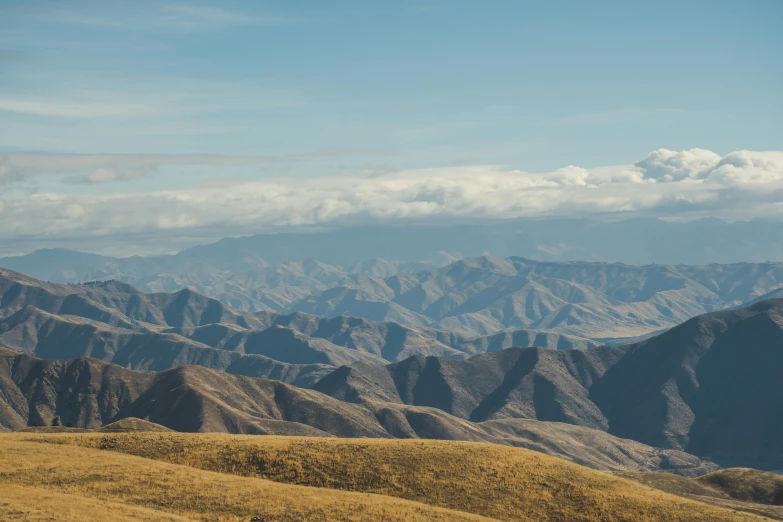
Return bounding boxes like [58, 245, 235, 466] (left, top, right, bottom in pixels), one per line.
[0, 431, 771, 521]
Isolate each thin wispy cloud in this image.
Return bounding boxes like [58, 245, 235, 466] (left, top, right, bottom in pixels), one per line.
[0, 73, 302, 120]
[543, 108, 687, 127]
[0, 98, 156, 119]
[0, 149, 394, 186]
[54, 3, 300, 32]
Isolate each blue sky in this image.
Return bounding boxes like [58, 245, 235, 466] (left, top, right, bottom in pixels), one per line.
[2, 0, 781, 167]
[0, 0, 782, 254]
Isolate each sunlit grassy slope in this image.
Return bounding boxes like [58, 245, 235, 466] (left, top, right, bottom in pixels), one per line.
[621, 469, 783, 521]
[2, 431, 771, 522]
[0, 438, 489, 522]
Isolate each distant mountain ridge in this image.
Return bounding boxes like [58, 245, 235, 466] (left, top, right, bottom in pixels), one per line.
[8, 217, 783, 267]
[0, 248, 439, 313]
[6, 247, 783, 339]
[291, 255, 783, 337]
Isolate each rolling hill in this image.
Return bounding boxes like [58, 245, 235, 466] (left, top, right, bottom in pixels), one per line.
[621, 468, 783, 520]
[0, 432, 770, 521]
[0, 436, 491, 522]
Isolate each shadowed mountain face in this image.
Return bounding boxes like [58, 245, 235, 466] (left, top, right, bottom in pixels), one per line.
[0, 268, 595, 385]
[591, 300, 783, 468]
[314, 299, 783, 469]
[0, 348, 716, 475]
[314, 346, 627, 428]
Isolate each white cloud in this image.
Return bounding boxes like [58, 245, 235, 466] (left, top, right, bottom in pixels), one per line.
[634, 148, 722, 181]
[81, 167, 151, 184]
[61, 204, 86, 219]
[85, 168, 118, 184]
[707, 151, 783, 184]
[1, 149, 782, 253]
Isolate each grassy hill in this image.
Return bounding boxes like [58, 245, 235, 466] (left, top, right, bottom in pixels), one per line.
[0, 437, 487, 522]
[621, 468, 783, 521]
[2, 431, 770, 522]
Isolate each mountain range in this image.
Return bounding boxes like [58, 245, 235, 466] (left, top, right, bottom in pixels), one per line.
[291, 255, 783, 337]
[0, 267, 595, 386]
[0, 248, 438, 313]
[0, 347, 717, 476]
[6, 248, 783, 340]
[2, 262, 783, 471]
[315, 299, 783, 469]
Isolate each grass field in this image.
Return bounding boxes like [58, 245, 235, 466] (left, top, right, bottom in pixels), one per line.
[0, 430, 774, 521]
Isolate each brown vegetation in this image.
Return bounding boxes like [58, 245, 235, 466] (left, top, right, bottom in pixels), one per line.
[5, 431, 770, 521]
[0, 437, 490, 522]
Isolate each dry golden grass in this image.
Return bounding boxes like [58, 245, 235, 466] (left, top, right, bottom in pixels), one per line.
[699, 468, 783, 505]
[8, 432, 772, 522]
[0, 484, 189, 521]
[621, 470, 783, 521]
[0, 438, 492, 522]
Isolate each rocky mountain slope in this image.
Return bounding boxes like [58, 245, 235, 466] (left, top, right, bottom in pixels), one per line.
[314, 299, 783, 469]
[0, 348, 715, 475]
[313, 345, 626, 427]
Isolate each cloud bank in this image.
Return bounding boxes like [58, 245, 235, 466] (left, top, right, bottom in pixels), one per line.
[1, 148, 783, 255]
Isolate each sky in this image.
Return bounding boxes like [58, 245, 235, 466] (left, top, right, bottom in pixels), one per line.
[0, 0, 782, 255]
